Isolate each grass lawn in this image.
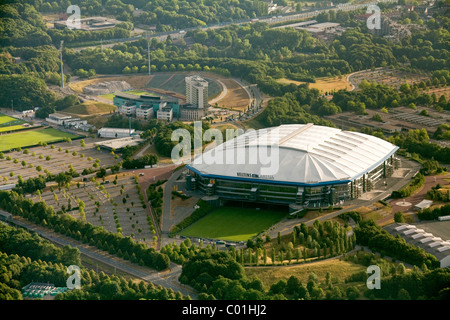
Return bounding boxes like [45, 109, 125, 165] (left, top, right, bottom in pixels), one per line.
[0, 128, 78, 151]
[0, 113, 25, 127]
[245, 259, 366, 290]
[0, 125, 26, 133]
[178, 207, 287, 241]
[62, 101, 117, 115]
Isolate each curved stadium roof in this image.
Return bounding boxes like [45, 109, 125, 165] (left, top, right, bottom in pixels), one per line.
[188, 124, 399, 186]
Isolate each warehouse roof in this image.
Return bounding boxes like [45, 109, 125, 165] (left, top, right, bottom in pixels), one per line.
[188, 124, 398, 186]
[385, 223, 450, 262]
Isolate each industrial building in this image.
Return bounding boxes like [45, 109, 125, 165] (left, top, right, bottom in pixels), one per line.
[97, 127, 136, 138]
[95, 136, 143, 151]
[53, 16, 121, 31]
[186, 124, 400, 209]
[385, 223, 450, 268]
[45, 113, 87, 128]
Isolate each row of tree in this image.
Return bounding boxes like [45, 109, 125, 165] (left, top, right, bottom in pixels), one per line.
[0, 190, 170, 271]
[417, 203, 450, 221]
[354, 220, 439, 268]
[0, 222, 80, 266]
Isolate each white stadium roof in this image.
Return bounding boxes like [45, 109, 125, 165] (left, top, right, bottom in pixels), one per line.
[188, 124, 398, 186]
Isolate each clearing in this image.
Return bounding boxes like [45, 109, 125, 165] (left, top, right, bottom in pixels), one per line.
[245, 259, 365, 289]
[277, 75, 353, 94]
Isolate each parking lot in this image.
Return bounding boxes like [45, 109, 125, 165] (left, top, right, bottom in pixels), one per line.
[0, 138, 119, 186]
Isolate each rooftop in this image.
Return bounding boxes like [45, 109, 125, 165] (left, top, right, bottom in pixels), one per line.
[95, 136, 143, 151]
[48, 113, 72, 120]
[98, 127, 136, 133]
[189, 124, 398, 185]
[384, 223, 450, 262]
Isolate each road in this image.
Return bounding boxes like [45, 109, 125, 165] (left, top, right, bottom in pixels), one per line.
[162, 167, 185, 234]
[70, 3, 373, 52]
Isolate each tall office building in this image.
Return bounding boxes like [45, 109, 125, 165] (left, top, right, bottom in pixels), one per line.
[185, 75, 209, 109]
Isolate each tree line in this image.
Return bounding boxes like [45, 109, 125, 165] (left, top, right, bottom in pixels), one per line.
[0, 190, 170, 271]
[354, 220, 439, 268]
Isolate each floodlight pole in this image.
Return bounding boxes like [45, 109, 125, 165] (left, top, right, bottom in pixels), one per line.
[60, 40, 64, 88]
[147, 31, 151, 75]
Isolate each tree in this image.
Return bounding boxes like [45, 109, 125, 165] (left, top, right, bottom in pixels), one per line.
[55, 172, 72, 187]
[394, 211, 405, 223]
[346, 286, 359, 300]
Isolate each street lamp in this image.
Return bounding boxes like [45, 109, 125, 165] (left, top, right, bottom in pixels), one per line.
[60, 40, 64, 88]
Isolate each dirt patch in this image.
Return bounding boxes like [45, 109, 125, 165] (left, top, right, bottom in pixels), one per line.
[83, 81, 132, 95]
[278, 75, 352, 93]
[215, 79, 250, 111]
[69, 75, 153, 93]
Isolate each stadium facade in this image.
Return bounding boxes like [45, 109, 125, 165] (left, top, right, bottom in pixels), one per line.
[186, 124, 400, 208]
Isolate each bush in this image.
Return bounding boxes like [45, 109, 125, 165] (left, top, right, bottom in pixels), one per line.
[391, 173, 425, 198]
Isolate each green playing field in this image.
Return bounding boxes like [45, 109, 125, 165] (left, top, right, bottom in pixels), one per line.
[178, 207, 287, 242]
[0, 128, 78, 152]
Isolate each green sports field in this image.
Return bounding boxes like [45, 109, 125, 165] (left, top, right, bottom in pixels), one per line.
[178, 207, 287, 242]
[0, 128, 78, 151]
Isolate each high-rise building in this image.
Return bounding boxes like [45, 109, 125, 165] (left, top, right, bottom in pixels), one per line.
[185, 75, 209, 109]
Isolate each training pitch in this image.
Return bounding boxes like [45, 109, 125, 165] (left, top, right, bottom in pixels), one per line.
[0, 128, 78, 151]
[178, 207, 287, 242]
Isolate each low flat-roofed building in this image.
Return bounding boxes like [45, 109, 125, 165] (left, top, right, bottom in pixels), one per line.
[98, 127, 135, 138]
[385, 223, 450, 268]
[53, 16, 121, 31]
[180, 103, 208, 121]
[119, 102, 137, 116]
[136, 104, 154, 120]
[157, 105, 173, 122]
[299, 22, 340, 34]
[0, 210, 13, 222]
[414, 199, 433, 211]
[95, 136, 143, 151]
[45, 113, 73, 125]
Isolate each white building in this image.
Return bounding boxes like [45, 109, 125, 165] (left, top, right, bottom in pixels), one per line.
[156, 103, 173, 122]
[185, 75, 209, 109]
[45, 113, 73, 125]
[119, 103, 137, 116]
[98, 127, 135, 138]
[45, 113, 87, 128]
[136, 105, 154, 120]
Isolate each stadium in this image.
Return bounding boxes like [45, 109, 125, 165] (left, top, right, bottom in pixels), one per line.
[186, 124, 400, 209]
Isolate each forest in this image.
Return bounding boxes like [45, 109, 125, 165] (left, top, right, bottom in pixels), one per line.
[0, 223, 187, 300]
